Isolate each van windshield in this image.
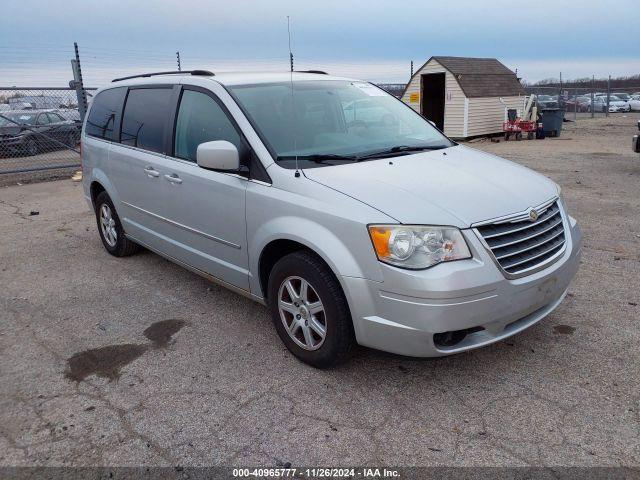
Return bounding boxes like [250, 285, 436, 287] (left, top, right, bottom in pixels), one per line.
[227, 80, 453, 168]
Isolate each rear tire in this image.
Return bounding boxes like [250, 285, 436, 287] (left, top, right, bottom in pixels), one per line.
[24, 138, 38, 157]
[67, 131, 77, 148]
[267, 251, 354, 368]
[94, 191, 139, 257]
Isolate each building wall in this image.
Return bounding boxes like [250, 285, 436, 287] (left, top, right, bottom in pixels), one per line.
[466, 95, 525, 137]
[401, 59, 466, 138]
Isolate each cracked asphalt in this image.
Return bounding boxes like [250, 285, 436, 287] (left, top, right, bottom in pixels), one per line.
[1, 115, 639, 467]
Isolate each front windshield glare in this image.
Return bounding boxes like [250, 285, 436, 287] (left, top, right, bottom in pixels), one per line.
[228, 80, 453, 167]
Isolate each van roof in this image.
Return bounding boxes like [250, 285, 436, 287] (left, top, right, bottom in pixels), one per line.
[110, 71, 358, 88]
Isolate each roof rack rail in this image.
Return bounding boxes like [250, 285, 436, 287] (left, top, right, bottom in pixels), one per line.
[112, 70, 215, 83]
[297, 70, 328, 75]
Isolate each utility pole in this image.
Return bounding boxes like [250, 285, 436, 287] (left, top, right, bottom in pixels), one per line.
[410, 60, 413, 77]
[176, 51, 181, 71]
[71, 42, 88, 122]
[290, 52, 294, 72]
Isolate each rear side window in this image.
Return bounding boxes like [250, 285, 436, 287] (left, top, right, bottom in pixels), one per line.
[174, 89, 243, 162]
[121, 88, 173, 154]
[85, 87, 126, 141]
[36, 114, 50, 125]
[48, 112, 64, 122]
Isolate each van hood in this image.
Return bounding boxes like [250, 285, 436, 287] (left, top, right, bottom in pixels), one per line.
[303, 145, 558, 227]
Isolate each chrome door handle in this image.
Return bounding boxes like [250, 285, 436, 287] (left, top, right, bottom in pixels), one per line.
[164, 174, 183, 184]
[144, 166, 160, 178]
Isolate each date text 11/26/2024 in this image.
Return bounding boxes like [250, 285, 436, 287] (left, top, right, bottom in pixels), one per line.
[232, 467, 401, 478]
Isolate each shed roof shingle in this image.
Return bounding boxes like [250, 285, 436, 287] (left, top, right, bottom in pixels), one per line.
[429, 56, 525, 98]
[432, 56, 515, 75]
[403, 56, 525, 98]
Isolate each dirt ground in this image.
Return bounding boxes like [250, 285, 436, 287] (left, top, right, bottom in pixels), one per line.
[470, 113, 635, 156]
[0, 114, 639, 468]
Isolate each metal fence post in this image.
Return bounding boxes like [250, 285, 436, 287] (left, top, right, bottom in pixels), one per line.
[606, 75, 610, 117]
[71, 42, 88, 122]
[591, 75, 595, 119]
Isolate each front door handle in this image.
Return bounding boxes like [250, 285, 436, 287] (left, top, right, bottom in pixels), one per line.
[164, 173, 183, 185]
[144, 166, 160, 178]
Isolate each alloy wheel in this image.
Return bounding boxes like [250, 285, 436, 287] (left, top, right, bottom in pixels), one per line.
[99, 204, 117, 247]
[278, 276, 327, 351]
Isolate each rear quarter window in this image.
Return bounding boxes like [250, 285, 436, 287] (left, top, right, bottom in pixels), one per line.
[85, 87, 126, 141]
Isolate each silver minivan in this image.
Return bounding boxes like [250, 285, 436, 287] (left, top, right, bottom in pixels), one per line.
[82, 70, 582, 367]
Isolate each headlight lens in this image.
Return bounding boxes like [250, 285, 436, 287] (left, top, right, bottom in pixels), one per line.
[368, 225, 471, 269]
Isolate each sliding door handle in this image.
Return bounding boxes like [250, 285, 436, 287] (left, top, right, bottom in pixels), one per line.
[144, 166, 160, 178]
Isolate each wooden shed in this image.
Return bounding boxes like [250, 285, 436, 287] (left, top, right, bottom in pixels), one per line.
[401, 56, 526, 138]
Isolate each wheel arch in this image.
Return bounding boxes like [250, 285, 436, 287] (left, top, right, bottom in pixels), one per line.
[90, 181, 106, 208]
[87, 168, 121, 210]
[258, 239, 324, 302]
[252, 219, 371, 302]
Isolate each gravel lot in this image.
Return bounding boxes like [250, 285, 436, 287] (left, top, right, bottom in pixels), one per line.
[1, 115, 639, 468]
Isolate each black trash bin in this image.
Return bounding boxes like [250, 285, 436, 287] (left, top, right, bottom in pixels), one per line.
[540, 108, 565, 137]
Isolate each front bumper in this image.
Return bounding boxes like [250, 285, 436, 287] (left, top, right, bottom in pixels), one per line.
[342, 211, 582, 357]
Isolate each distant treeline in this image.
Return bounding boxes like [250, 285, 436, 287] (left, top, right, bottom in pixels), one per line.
[523, 74, 640, 89]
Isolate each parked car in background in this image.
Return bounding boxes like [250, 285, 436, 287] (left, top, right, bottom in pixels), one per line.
[8, 95, 62, 110]
[576, 96, 592, 112]
[612, 93, 631, 102]
[0, 109, 81, 156]
[628, 95, 640, 112]
[82, 71, 582, 367]
[565, 95, 591, 112]
[605, 95, 631, 112]
[537, 94, 559, 109]
[581, 96, 607, 112]
[57, 108, 82, 123]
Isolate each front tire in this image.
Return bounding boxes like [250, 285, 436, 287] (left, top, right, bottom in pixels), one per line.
[94, 191, 139, 257]
[267, 251, 354, 368]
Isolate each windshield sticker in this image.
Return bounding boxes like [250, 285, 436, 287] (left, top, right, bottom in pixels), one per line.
[353, 83, 386, 96]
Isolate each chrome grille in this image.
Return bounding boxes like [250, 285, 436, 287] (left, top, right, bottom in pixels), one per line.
[476, 200, 566, 277]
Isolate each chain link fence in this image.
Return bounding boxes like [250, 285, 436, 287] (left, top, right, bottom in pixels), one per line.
[375, 83, 406, 98]
[1, 82, 638, 178]
[0, 87, 95, 175]
[524, 85, 640, 120]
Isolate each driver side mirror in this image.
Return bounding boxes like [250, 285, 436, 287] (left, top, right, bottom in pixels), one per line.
[197, 140, 240, 171]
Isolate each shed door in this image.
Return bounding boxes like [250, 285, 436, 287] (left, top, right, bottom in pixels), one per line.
[420, 73, 446, 131]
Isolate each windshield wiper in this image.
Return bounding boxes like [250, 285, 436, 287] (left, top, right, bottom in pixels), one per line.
[355, 145, 448, 161]
[276, 154, 358, 163]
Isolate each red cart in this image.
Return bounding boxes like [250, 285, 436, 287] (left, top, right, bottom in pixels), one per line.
[503, 119, 538, 141]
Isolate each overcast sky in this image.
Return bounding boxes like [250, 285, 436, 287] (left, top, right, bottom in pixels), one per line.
[2, 0, 639, 85]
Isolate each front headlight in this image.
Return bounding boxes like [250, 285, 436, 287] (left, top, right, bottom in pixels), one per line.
[368, 225, 471, 270]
